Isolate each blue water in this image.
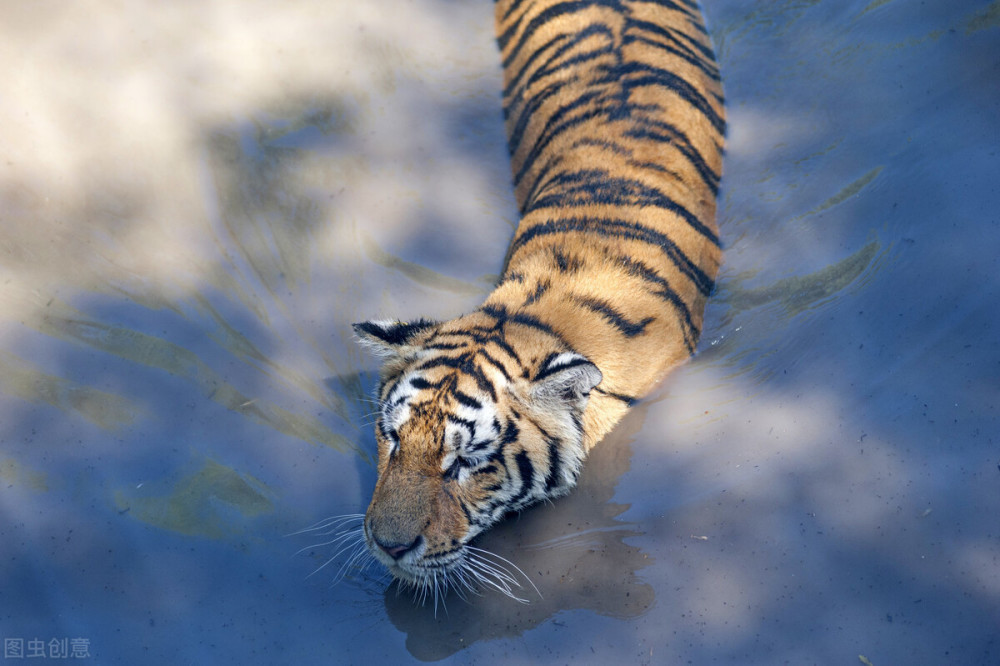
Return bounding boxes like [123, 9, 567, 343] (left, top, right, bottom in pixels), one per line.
[1, 0, 998, 663]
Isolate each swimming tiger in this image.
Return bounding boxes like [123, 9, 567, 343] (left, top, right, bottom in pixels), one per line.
[351, 0, 724, 599]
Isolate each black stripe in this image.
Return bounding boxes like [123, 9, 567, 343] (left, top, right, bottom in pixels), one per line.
[453, 390, 482, 410]
[521, 117, 717, 210]
[481, 479, 504, 492]
[552, 248, 583, 272]
[623, 34, 718, 85]
[535, 351, 562, 380]
[479, 303, 509, 322]
[616, 254, 698, 351]
[380, 375, 407, 406]
[572, 136, 632, 156]
[446, 414, 478, 436]
[472, 366, 498, 403]
[508, 216, 716, 295]
[453, 327, 495, 346]
[510, 311, 561, 337]
[353, 319, 436, 346]
[523, 279, 550, 306]
[478, 349, 514, 381]
[613, 61, 725, 134]
[415, 354, 498, 402]
[535, 352, 592, 381]
[499, 0, 526, 24]
[480, 303, 565, 341]
[379, 420, 399, 445]
[526, 168, 720, 244]
[498, 0, 620, 63]
[506, 35, 722, 190]
[624, 123, 721, 195]
[509, 33, 613, 103]
[626, 158, 682, 179]
[570, 404, 584, 435]
[409, 377, 437, 390]
[503, 24, 607, 98]
[457, 497, 480, 528]
[593, 386, 638, 406]
[497, 271, 525, 286]
[425, 341, 465, 351]
[543, 435, 564, 492]
[521, 138, 618, 207]
[485, 334, 524, 367]
[574, 295, 655, 337]
[510, 90, 616, 188]
[499, 419, 520, 447]
[665, 0, 701, 16]
[510, 450, 536, 508]
[468, 438, 493, 454]
[508, 83, 600, 168]
[625, 17, 718, 73]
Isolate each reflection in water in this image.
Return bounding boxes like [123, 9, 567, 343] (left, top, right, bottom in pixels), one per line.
[788, 167, 883, 223]
[23, 297, 360, 456]
[966, 1, 1000, 31]
[360, 230, 492, 297]
[720, 240, 881, 315]
[115, 458, 274, 538]
[0, 350, 139, 430]
[703, 239, 884, 386]
[0, 457, 48, 492]
[380, 406, 655, 661]
[205, 123, 325, 299]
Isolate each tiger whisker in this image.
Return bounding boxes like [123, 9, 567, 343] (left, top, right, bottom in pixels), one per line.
[449, 566, 478, 602]
[432, 571, 445, 617]
[306, 535, 366, 580]
[466, 545, 540, 597]
[465, 555, 520, 590]
[470, 555, 523, 587]
[462, 546, 539, 603]
[293, 527, 364, 556]
[463, 560, 527, 602]
[332, 538, 374, 585]
[292, 519, 540, 607]
[289, 513, 373, 586]
[286, 513, 364, 537]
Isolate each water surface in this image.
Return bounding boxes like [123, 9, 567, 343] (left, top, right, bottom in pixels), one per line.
[1, 0, 998, 663]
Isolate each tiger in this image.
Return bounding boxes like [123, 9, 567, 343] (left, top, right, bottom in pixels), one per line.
[350, 0, 724, 599]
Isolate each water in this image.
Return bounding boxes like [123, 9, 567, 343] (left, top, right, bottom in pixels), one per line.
[1, 0, 998, 663]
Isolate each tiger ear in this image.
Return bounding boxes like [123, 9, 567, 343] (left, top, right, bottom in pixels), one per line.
[532, 352, 602, 411]
[352, 319, 438, 357]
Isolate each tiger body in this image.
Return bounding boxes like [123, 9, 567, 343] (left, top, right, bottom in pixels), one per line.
[353, 0, 723, 592]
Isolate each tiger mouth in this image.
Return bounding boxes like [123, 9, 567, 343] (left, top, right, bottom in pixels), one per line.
[364, 532, 536, 604]
[383, 552, 464, 586]
[364, 530, 465, 583]
[292, 513, 534, 603]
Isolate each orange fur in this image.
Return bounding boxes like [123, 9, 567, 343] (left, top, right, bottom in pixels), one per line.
[354, 0, 724, 594]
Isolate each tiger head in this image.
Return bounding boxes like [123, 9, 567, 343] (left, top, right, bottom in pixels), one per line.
[353, 315, 602, 593]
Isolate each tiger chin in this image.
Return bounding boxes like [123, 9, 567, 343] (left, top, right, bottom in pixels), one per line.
[344, 0, 725, 603]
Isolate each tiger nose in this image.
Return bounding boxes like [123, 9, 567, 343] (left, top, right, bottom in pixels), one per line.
[374, 534, 422, 560]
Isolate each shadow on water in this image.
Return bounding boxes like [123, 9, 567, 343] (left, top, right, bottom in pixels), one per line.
[381, 404, 656, 661]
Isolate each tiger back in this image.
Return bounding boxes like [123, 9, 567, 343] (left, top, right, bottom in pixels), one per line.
[352, 0, 724, 597]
